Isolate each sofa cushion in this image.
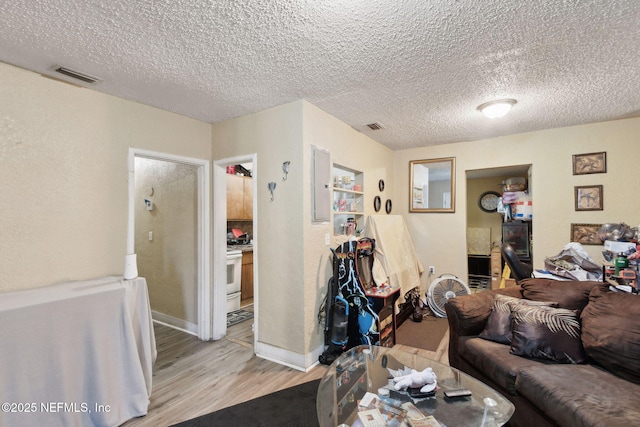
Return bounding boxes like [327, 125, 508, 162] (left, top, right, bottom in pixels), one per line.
[519, 278, 605, 310]
[510, 304, 586, 363]
[459, 336, 551, 395]
[479, 294, 557, 344]
[445, 287, 522, 337]
[581, 286, 640, 384]
[516, 364, 640, 427]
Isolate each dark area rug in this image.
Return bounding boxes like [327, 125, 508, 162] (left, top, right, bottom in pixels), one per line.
[395, 315, 449, 351]
[171, 379, 320, 427]
[226, 308, 254, 327]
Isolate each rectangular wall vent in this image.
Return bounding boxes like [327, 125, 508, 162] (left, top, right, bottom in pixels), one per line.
[53, 66, 101, 84]
[366, 122, 384, 130]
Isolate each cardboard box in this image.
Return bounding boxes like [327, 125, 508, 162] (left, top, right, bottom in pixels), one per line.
[513, 192, 532, 221]
[467, 227, 491, 255]
[491, 246, 502, 290]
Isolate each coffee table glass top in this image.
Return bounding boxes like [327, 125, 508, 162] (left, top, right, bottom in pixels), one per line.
[317, 345, 514, 427]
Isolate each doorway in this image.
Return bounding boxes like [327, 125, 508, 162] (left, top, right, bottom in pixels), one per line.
[465, 165, 532, 290]
[213, 154, 257, 348]
[128, 148, 211, 340]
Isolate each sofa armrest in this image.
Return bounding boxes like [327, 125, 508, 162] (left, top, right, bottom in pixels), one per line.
[444, 286, 522, 367]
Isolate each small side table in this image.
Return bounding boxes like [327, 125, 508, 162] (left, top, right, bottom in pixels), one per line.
[365, 286, 400, 347]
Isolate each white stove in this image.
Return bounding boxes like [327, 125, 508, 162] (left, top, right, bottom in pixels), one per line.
[226, 248, 243, 312]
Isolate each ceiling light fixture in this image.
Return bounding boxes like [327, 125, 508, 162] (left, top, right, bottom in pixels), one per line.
[478, 99, 517, 119]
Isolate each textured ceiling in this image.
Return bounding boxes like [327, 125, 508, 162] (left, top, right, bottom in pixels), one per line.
[1, 0, 639, 150]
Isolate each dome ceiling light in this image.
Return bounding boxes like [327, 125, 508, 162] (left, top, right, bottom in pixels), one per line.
[478, 99, 517, 119]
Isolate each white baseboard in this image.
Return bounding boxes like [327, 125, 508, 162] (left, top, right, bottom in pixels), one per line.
[255, 341, 325, 372]
[152, 310, 324, 372]
[151, 310, 198, 336]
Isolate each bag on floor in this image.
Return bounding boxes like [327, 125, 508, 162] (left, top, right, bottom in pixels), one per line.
[333, 239, 380, 348]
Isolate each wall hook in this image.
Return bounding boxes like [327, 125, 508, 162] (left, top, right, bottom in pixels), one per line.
[282, 161, 291, 181]
[268, 182, 277, 201]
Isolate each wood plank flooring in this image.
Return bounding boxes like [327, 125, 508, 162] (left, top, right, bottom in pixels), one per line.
[121, 312, 449, 427]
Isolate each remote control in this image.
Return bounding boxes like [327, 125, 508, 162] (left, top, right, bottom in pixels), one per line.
[444, 389, 472, 398]
[407, 387, 437, 398]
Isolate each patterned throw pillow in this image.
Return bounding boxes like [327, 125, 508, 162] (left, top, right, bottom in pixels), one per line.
[479, 294, 557, 344]
[509, 304, 586, 364]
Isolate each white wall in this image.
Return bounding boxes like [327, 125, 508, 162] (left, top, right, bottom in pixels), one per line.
[0, 62, 211, 291]
[394, 118, 640, 282]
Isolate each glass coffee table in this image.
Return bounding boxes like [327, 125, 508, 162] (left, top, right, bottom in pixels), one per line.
[317, 345, 514, 426]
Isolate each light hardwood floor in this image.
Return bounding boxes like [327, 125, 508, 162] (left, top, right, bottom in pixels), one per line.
[122, 313, 449, 426]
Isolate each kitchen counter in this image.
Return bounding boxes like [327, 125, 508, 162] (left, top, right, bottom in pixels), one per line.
[228, 244, 253, 252]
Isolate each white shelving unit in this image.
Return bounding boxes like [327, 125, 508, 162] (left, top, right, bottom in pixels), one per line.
[332, 164, 364, 236]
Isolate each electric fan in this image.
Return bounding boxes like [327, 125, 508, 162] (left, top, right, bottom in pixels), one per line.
[427, 274, 471, 318]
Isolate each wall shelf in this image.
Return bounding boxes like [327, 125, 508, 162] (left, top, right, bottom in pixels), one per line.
[332, 164, 365, 236]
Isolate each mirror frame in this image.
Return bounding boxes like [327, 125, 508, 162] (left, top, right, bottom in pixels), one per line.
[409, 157, 456, 213]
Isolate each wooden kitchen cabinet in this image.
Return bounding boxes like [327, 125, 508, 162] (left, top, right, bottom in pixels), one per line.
[227, 174, 253, 220]
[241, 251, 253, 302]
[242, 177, 252, 219]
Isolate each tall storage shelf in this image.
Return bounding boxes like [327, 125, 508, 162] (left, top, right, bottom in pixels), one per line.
[332, 164, 365, 236]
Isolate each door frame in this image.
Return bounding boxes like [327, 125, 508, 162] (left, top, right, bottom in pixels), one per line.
[212, 154, 257, 346]
[128, 148, 212, 340]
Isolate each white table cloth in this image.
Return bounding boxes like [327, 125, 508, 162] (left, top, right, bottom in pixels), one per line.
[0, 276, 157, 427]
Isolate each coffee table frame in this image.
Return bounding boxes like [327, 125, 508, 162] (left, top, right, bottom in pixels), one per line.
[317, 345, 514, 426]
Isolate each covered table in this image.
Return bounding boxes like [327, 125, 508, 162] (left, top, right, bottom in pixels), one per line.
[364, 215, 424, 296]
[0, 276, 156, 427]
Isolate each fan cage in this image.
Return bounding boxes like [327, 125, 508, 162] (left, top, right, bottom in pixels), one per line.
[427, 274, 470, 317]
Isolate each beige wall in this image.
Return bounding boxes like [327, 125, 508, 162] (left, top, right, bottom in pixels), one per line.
[211, 100, 394, 357]
[211, 101, 306, 352]
[394, 118, 640, 284]
[302, 101, 395, 355]
[135, 158, 198, 324]
[466, 175, 521, 248]
[4, 58, 640, 366]
[0, 62, 211, 291]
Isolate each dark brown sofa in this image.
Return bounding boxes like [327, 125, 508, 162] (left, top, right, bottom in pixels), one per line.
[445, 278, 640, 427]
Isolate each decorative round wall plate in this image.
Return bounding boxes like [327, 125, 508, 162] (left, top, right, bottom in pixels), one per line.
[385, 199, 392, 214]
[378, 179, 385, 192]
[478, 191, 501, 213]
[374, 196, 381, 212]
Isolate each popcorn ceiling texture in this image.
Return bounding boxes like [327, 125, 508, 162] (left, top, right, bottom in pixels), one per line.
[0, 0, 639, 149]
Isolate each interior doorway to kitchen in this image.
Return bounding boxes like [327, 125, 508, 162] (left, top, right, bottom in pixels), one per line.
[226, 161, 254, 309]
[213, 154, 257, 348]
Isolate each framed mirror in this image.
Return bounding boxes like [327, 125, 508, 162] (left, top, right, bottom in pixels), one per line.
[409, 157, 455, 213]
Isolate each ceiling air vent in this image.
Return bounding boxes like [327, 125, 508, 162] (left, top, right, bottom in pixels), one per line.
[366, 122, 384, 130]
[53, 66, 101, 84]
